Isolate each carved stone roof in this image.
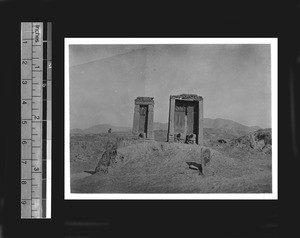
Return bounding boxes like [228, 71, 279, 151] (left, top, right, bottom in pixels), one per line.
[170, 94, 203, 101]
[135, 97, 154, 104]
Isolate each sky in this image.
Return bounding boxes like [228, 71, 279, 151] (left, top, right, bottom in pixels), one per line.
[69, 44, 272, 129]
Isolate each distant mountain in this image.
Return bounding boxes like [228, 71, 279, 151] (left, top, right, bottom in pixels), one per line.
[71, 118, 261, 135]
[203, 118, 260, 134]
[71, 124, 131, 134]
[70, 128, 83, 134]
[153, 118, 260, 134]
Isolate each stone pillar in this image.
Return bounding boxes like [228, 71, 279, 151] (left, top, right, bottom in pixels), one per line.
[198, 99, 204, 146]
[184, 113, 187, 136]
[167, 97, 175, 142]
[132, 104, 140, 136]
[147, 104, 154, 140]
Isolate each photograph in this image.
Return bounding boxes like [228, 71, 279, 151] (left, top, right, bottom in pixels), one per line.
[65, 38, 277, 199]
[4, 1, 300, 236]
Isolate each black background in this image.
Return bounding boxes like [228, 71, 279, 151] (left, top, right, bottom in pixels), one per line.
[1, 1, 300, 237]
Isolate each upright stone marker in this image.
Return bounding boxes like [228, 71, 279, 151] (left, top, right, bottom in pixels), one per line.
[201, 148, 211, 167]
[132, 97, 154, 140]
[167, 94, 203, 145]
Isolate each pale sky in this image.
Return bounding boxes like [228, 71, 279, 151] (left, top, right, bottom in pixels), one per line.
[69, 44, 271, 129]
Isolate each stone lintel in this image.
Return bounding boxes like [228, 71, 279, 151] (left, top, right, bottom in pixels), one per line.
[170, 94, 203, 101]
[135, 97, 154, 105]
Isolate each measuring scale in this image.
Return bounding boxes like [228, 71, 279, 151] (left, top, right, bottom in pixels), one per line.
[21, 22, 51, 219]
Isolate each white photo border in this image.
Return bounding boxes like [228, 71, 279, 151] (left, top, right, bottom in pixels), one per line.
[64, 38, 278, 200]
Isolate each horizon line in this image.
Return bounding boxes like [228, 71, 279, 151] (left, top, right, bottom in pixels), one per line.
[71, 117, 269, 131]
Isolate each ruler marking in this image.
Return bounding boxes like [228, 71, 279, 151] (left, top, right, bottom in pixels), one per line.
[31, 22, 33, 219]
[22, 22, 51, 219]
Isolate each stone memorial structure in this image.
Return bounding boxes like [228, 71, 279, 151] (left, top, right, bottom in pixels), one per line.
[201, 148, 211, 167]
[167, 94, 203, 145]
[132, 97, 154, 140]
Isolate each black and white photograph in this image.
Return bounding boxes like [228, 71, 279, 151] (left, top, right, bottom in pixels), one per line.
[65, 38, 277, 199]
[3, 0, 300, 236]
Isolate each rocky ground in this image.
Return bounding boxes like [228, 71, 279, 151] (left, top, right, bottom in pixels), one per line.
[70, 128, 272, 193]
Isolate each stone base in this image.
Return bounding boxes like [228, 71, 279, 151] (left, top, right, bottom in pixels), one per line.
[174, 133, 186, 143]
[186, 134, 196, 144]
[134, 132, 155, 141]
[167, 134, 174, 142]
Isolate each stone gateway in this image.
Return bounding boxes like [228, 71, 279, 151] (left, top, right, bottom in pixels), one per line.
[167, 94, 203, 145]
[132, 97, 154, 140]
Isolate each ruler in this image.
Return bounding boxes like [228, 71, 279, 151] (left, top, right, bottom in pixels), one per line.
[21, 22, 52, 219]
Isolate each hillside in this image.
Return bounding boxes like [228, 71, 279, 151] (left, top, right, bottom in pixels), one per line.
[71, 140, 271, 193]
[203, 118, 260, 135]
[70, 127, 272, 193]
[71, 124, 131, 134]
